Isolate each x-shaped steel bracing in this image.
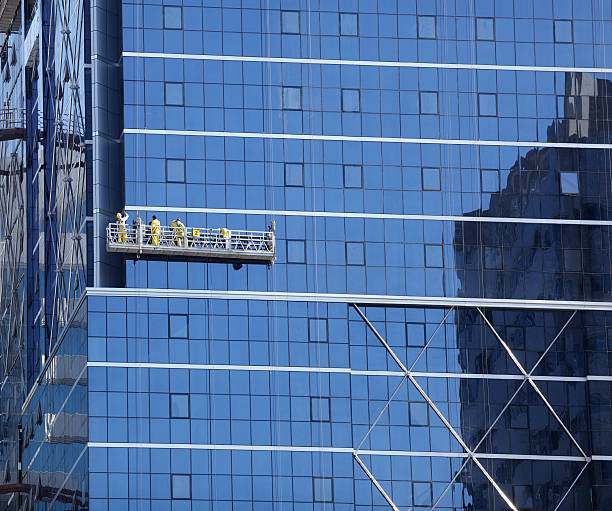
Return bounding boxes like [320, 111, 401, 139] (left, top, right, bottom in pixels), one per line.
[351, 304, 587, 511]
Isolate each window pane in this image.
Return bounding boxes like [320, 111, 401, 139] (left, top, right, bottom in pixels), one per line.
[309, 318, 328, 342]
[169, 314, 187, 338]
[282, 11, 300, 34]
[170, 394, 189, 418]
[418, 16, 436, 38]
[554, 20, 572, 42]
[478, 93, 497, 116]
[167, 160, 185, 182]
[340, 13, 358, 35]
[283, 87, 301, 109]
[285, 163, 303, 186]
[425, 245, 443, 267]
[165, 83, 184, 106]
[342, 89, 360, 112]
[477, 18, 494, 40]
[344, 165, 362, 187]
[481, 170, 499, 192]
[287, 240, 305, 263]
[346, 242, 364, 265]
[560, 172, 579, 194]
[313, 477, 333, 502]
[171, 474, 191, 499]
[420, 92, 438, 114]
[164, 6, 182, 29]
[423, 168, 440, 190]
[310, 397, 330, 421]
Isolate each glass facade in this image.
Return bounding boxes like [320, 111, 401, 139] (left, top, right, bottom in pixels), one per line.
[1, 0, 612, 510]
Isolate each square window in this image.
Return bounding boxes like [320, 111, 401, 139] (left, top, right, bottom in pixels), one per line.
[564, 249, 581, 272]
[170, 394, 190, 418]
[165, 83, 184, 106]
[342, 89, 360, 112]
[560, 172, 579, 194]
[313, 477, 333, 502]
[164, 6, 182, 29]
[418, 16, 436, 38]
[171, 474, 191, 499]
[310, 397, 330, 422]
[309, 318, 328, 342]
[340, 13, 358, 36]
[420, 92, 438, 114]
[287, 240, 305, 263]
[343, 165, 362, 188]
[169, 314, 188, 338]
[282, 10, 300, 34]
[476, 18, 494, 40]
[422, 168, 440, 191]
[481, 170, 499, 193]
[478, 93, 497, 116]
[346, 242, 364, 265]
[285, 163, 304, 186]
[167, 160, 185, 183]
[484, 247, 502, 269]
[283, 87, 302, 110]
[554, 20, 573, 43]
[425, 245, 443, 267]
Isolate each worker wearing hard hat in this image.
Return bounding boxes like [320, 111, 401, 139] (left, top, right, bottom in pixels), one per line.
[150, 215, 161, 246]
[116, 210, 129, 243]
[172, 218, 186, 247]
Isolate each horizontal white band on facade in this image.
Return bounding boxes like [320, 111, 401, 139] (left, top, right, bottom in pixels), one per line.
[87, 442, 588, 462]
[122, 51, 612, 75]
[123, 128, 612, 151]
[125, 205, 612, 227]
[86, 287, 612, 312]
[87, 361, 608, 383]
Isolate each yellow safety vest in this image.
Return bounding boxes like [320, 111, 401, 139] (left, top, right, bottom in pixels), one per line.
[150, 219, 160, 234]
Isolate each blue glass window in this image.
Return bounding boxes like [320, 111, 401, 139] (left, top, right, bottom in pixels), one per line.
[169, 314, 188, 338]
[343, 165, 362, 188]
[170, 394, 189, 418]
[484, 247, 502, 269]
[418, 16, 436, 38]
[283, 87, 302, 110]
[165, 83, 184, 106]
[346, 242, 365, 265]
[560, 172, 579, 194]
[476, 18, 494, 40]
[340, 13, 358, 36]
[167, 160, 185, 182]
[564, 249, 581, 272]
[310, 397, 330, 421]
[285, 163, 304, 186]
[422, 168, 440, 191]
[282, 11, 300, 34]
[309, 318, 328, 342]
[420, 92, 438, 114]
[478, 93, 497, 116]
[342, 89, 360, 112]
[313, 477, 333, 502]
[171, 474, 191, 499]
[481, 170, 499, 192]
[425, 245, 443, 267]
[554, 20, 573, 43]
[287, 240, 305, 263]
[164, 6, 182, 29]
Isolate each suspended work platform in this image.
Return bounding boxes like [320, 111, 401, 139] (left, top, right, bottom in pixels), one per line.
[106, 222, 276, 265]
[0, 107, 24, 141]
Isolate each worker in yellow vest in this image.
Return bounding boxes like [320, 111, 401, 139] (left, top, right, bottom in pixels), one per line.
[172, 218, 186, 247]
[116, 210, 128, 243]
[150, 215, 160, 246]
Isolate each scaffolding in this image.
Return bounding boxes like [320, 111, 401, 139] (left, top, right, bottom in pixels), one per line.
[106, 222, 276, 265]
[0, 107, 24, 141]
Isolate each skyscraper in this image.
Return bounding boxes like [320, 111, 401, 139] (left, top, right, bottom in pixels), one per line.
[1, 1, 612, 510]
